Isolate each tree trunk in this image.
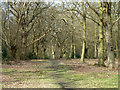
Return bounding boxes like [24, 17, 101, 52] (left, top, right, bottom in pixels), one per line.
[51, 45, 55, 59]
[36, 41, 39, 58]
[80, 2, 86, 63]
[81, 40, 86, 62]
[94, 25, 98, 58]
[8, 3, 17, 59]
[32, 29, 35, 55]
[105, 2, 115, 69]
[41, 43, 46, 59]
[98, 2, 104, 66]
[94, 43, 98, 58]
[74, 44, 76, 59]
[0, 6, 2, 62]
[42, 46, 46, 59]
[115, 31, 118, 58]
[60, 48, 63, 58]
[69, 32, 73, 58]
[21, 29, 27, 59]
[51, 40, 55, 59]
[60, 46, 66, 58]
[9, 45, 17, 59]
[63, 46, 66, 58]
[32, 42, 35, 55]
[118, 1, 120, 59]
[98, 21, 104, 66]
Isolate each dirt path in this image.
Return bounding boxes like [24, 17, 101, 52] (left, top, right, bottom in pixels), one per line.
[45, 60, 77, 88]
[2, 59, 118, 88]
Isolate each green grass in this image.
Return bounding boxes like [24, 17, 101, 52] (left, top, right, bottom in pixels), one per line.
[2, 68, 118, 88]
[2, 60, 118, 88]
[2, 69, 17, 73]
[61, 73, 87, 81]
[73, 73, 118, 88]
[2, 84, 5, 88]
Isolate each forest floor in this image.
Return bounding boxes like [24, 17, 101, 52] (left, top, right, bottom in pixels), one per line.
[2, 59, 118, 88]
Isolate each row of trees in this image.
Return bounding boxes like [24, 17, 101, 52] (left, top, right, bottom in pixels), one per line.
[1, 1, 120, 68]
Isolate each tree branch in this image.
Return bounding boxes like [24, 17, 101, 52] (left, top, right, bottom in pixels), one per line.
[86, 2, 100, 17]
[27, 4, 53, 25]
[70, 8, 84, 17]
[25, 29, 51, 47]
[9, 4, 18, 13]
[1, 37, 11, 49]
[9, 10, 18, 18]
[86, 14, 100, 26]
[111, 16, 120, 30]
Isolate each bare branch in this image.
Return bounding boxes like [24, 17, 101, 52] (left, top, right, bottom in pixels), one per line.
[70, 8, 84, 17]
[86, 15, 100, 26]
[25, 29, 51, 47]
[26, 21, 35, 34]
[1, 37, 11, 49]
[86, 2, 100, 17]
[9, 10, 18, 18]
[27, 4, 53, 25]
[111, 16, 120, 29]
[9, 3, 18, 14]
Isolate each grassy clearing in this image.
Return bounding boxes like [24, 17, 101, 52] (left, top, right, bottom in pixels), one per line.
[51, 70, 118, 88]
[75, 74, 118, 88]
[2, 59, 118, 88]
[2, 69, 17, 73]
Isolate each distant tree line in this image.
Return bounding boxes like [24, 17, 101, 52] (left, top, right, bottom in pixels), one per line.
[1, 1, 120, 69]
